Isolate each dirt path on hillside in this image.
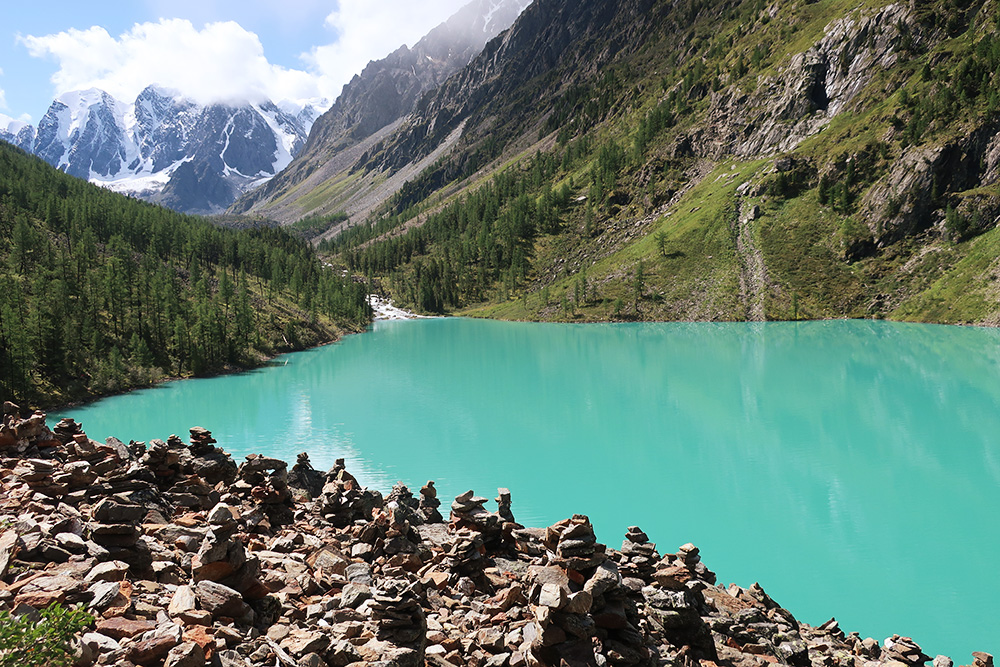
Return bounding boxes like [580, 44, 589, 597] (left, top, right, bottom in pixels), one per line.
[734, 196, 768, 321]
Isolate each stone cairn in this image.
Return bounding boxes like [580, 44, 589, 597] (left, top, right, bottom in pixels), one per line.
[617, 526, 660, 586]
[315, 458, 384, 528]
[419, 480, 443, 523]
[0, 408, 993, 667]
[232, 454, 294, 530]
[287, 452, 325, 499]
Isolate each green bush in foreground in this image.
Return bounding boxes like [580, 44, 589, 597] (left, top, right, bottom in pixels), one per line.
[0, 603, 93, 667]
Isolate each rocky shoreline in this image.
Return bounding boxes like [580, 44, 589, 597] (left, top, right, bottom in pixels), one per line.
[0, 403, 991, 667]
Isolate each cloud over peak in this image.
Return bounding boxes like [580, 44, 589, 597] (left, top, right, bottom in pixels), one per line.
[306, 0, 469, 90]
[20, 19, 327, 107]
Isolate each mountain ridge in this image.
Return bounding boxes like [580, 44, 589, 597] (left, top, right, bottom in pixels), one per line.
[229, 0, 532, 225]
[288, 0, 1000, 325]
[4, 85, 321, 215]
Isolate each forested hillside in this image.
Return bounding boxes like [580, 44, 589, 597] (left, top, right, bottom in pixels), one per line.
[311, 0, 1000, 324]
[0, 142, 370, 408]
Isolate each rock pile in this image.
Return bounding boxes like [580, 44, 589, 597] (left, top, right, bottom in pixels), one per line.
[418, 481, 443, 523]
[0, 408, 992, 667]
[315, 458, 384, 528]
[288, 453, 324, 499]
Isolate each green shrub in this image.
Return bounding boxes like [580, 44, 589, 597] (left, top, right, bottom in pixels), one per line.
[0, 604, 93, 667]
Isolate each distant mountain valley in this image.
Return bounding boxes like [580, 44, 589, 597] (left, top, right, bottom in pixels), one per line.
[0, 0, 532, 215]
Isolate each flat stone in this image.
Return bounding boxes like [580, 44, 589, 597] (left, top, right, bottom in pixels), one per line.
[307, 547, 348, 575]
[0, 529, 17, 578]
[529, 565, 570, 593]
[207, 503, 236, 527]
[298, 653, 326, 667]
[538, 583, 566, 610]
[194, 580, 246, 618]
[973, 654, 995, 667]
[55, 532, 87, 552]
[182, 626, 216, 652]
[423, 571, 450, 590]
[583, 560, 621, 598]
[341, 582, 372, 608]
[168, 585, 198, 617]
[164, 641, 206, 667]
[14, 589, 65, 608]
[350, 542, 373, 558]
[82, 631, 121, 653]
[127, 634, 178, 664]
[192, 558, 236, 582]
[279, 629, 330, 657]
[84, 560, 130, 583]
[90, 524, 140, 547]
[176, 609, 213, 625]
[96, 616, 156, 640]
[654, 565, 692, 591]
[92, 498, 147, 524]
[87, 580, 121, 611]
[564, 590, 593, 614]
[345, 562, 372, 585]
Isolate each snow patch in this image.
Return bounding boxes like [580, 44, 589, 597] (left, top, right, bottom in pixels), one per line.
[483, 0, 533, 33]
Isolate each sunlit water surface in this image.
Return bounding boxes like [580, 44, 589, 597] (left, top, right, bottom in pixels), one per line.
[64, 318, 1000, 659]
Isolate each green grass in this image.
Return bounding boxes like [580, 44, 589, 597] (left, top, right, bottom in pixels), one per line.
[467, 161, 762, 321]
[892, 227, 1000, 323]
[296, 170, 366, 215]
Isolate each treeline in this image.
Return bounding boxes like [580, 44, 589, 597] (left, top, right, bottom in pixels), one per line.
[897, 29, 1000, 146]
[338, 148, 584, 312]
[0, 143, 370, 407]
[328, 82, 684, 315]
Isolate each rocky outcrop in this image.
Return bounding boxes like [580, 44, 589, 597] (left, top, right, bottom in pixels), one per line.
[859, 118, 1000, 245]
[356, 0, 663, 176]
[0, 404, 991, 667]
[687, 4, 919, 159]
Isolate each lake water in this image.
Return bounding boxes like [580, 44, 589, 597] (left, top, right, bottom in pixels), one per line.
[63, 318, 1000, 659]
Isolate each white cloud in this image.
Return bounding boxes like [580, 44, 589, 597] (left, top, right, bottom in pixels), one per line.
[306, 0, 469, 99]
[19, 2, 488, 110]
[0, 66, 6, 109]
[20, 19, 326, 106]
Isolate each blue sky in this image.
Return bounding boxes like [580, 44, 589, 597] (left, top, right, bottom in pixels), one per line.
[1, 0, 470, 123]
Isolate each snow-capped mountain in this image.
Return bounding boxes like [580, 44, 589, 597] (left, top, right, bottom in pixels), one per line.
[0, 114, 35, 152]
[5, 86, 325, 215]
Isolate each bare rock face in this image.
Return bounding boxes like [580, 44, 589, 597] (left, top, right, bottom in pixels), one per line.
[0, 410, 991, 667]
[859, 119, 1000, 245]
[689, 3, 916, 159]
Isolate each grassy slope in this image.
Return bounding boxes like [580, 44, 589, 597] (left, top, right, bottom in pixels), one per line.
[326, 0, 1000, 324]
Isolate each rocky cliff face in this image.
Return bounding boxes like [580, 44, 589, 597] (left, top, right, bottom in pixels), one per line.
[358, 0, 659, 173]
[686, 4, 918, 159]
[2, 87, 317, 215]
[230, 0, 532, 220]
[1, 404, 993, 667]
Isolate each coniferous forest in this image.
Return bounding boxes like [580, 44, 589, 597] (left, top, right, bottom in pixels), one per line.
[0, 143, 371, 407]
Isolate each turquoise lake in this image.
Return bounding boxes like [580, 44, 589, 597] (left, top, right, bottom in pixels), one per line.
[63, 318, 1000, 659]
